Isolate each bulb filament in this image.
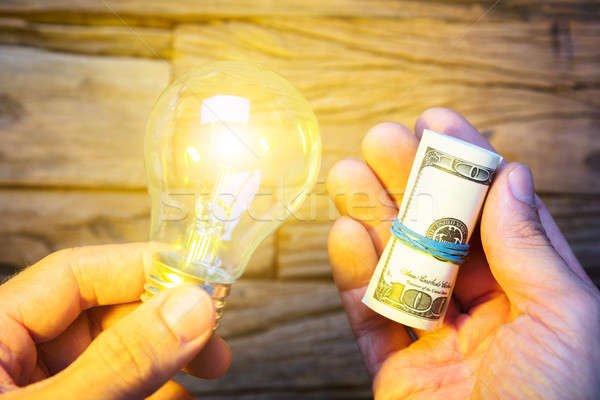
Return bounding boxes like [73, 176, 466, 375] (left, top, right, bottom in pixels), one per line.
[182, 169, 259, 272]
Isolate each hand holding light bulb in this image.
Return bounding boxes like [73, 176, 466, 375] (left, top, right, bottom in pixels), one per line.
[0, 62, 320, 399]
[143, 62, 321, 321]
[0, 243, 230, 400]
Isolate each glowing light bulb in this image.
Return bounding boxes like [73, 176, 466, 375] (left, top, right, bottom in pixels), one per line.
[142, 62, 321, 321]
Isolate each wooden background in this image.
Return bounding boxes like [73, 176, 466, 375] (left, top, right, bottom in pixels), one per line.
[1, 1, 599, 398]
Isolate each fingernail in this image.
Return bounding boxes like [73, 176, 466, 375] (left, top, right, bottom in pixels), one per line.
[161, 286, 215, 342]
[508, 164, 536, 207]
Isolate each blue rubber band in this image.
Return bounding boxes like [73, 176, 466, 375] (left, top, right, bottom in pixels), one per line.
[390, 219, 470, 264]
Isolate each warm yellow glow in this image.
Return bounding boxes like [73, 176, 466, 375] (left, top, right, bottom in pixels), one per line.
[200, 95, 254, 161]
[186, 146, 201, 163]
[258, 137, 270, 153]
[163, 272, 184, 287]
[201, 95, 250, 124]
[298, 124, 307, 153]
[184, 230, 221, 269]
[213, 128, 250, 160]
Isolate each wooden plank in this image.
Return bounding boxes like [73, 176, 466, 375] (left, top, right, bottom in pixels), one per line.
[0, 0, 479, 22]
[174, 19, 600, 193]
[275, 180, 338, 278]
[174, 19, 600, 89]
[486, 118, 600, 193]
[288, 179, 339, 223]
[0, 17, 172, 58]
[0, 189, 150, 267]
[216, 280, 343, 338]
[277, 194, 600, 280]
[541, 194, 600, 282]
[0, 45, 170, 188]
[0, 189, 275, 277]
[2, 19, 598, 191]
[278, 222, 332, 279]
[179, 313, 370, 398]
[505, 1, 600, 18]
[174, 280, 370, 398]
[0, 0, 596, 21]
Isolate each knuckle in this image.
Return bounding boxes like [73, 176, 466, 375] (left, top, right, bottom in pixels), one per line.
[502, 217, 550, 251]
[44, 247, 89, 274]
[97, 327, 159, 388]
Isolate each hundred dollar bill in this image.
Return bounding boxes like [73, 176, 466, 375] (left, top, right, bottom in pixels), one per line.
[362, 129, 503, 330]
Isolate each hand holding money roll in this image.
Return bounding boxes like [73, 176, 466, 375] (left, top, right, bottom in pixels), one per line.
[327, 108, 600, 399]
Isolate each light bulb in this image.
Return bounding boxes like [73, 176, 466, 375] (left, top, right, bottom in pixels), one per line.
[142, 62, 321, 321]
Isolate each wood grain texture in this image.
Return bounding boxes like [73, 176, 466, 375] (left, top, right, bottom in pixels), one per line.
[2, 18, 599, 191]
[217, 280, 343, 338]
[0, 17, 172, 58]
[174, 18, 600, 193]
[542, 194, 600, 280]
[278, 222, 332, 280]
[0, 189, 275, 277]
[0, 45, 170, 188]
[0, 0, 596, 21]
[181, 314, 370, 397]
[277, 180, 337, 279]
[174, 20, 600, 94]
[288, 180, 339, 224]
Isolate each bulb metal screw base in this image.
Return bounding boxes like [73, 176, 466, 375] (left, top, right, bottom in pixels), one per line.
[141, 252, 231, 326]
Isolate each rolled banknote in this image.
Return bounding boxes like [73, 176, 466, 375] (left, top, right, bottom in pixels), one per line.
[362, 129, 503, 330]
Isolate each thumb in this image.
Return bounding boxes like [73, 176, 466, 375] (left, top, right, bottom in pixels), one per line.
[482, 163, 583, 314]
[51, 285, 215, 400]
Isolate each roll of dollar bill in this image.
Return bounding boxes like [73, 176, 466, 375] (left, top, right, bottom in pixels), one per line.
[362, 129, 503, 331]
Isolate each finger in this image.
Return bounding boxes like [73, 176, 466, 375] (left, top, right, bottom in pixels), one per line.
[328, 217, 412, 376]
[40, 303, 231, 380]
[482, 163, 592, 320]
[329, 217, 380, 292]
[0, 242, 164, 342]
[93, 303, 231, 380]
[414, 107, 497, 152]
[408, 296, 462, 340]
[535, 195, 592, 285]
[452, 232, 502, 312]
[146, 380, 194, 400]
[43, 285, 218, 400]
[327, 158, 397, 254]
[38, 302, 140, 375]
[37, 312, 94, 375]
[361, 122, 418, 206]
[93, 302, 140, 330]
[415, 108, 501, 310]
[184, 335, 231, 379]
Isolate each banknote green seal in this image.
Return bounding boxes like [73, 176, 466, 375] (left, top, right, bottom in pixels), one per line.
[425, 218, 468, 245]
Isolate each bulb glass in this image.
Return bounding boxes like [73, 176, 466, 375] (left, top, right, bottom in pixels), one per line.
[143, 62, 321, 318]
